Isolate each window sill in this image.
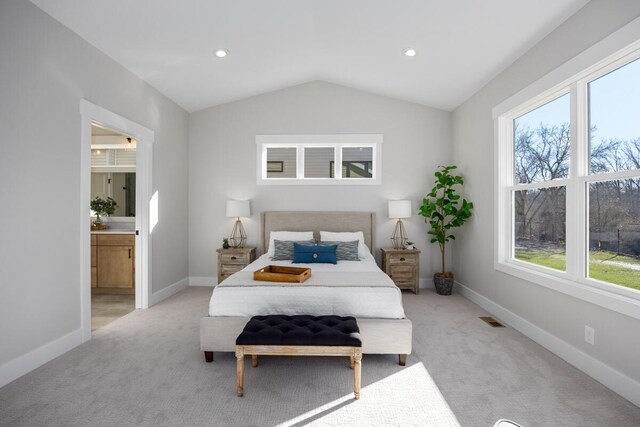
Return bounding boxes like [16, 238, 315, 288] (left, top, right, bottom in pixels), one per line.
[495, 260, 640, 320]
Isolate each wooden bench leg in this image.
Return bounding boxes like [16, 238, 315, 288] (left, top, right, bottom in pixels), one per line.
[349, 355, 354, 369]
[204, 351, 214, 363]
[236, 348, 244, 397]
[399, 354, 407, 366]
[353, 349, 362, 400]
[252, 355, 258, 368]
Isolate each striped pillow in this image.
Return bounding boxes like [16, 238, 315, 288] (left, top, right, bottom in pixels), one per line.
[272, 240, 316, 260]
[318, 240, 360, 261]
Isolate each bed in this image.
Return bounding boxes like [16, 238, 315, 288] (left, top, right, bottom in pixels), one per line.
[200, 211, 413, 364]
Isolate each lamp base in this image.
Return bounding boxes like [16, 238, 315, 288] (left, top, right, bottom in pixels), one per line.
[229, 218, 247, 248]
[391, 219, 408, 249]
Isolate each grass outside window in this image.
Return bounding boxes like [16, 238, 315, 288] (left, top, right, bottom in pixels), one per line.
[514, 248, 640, 291]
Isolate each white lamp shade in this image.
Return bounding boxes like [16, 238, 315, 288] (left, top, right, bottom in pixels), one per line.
[388, 200, 412, 219]
[226, 200, 251, 218]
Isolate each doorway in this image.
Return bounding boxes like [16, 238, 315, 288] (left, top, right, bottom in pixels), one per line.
[90, 124, 137, 331]
[80, 100, 154, 341]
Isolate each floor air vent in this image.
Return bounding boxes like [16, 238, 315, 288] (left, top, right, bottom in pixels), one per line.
[480, 316, 504, 327]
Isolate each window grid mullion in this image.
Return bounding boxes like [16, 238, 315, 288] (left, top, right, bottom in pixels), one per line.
[582, 168, 640, 182]
[505, 118, 515, 262]
[296, 145, 304, 179]
[508, 179, 571, 191]
[569, 81, 588, 279]
[564, 84, 578, 278]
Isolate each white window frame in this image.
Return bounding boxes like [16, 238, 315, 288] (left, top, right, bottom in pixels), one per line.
[494, 36, 640, 320]
[256, 134, 382, 185]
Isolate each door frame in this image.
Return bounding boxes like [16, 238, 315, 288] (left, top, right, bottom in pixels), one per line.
[79, 99, 154, 342]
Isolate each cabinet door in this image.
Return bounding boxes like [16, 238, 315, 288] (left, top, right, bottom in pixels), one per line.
[97, 245, 134, 288]
[91, 244, 97, 287]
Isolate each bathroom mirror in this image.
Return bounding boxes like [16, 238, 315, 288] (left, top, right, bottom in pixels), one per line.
[91, 172, 136, 217]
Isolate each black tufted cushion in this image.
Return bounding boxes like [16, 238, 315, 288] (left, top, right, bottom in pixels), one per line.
[236, 315, 362, 347]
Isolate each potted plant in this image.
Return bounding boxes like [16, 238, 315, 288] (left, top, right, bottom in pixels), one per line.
[418, 165, 473, 295]
[90, 196, 117, 230]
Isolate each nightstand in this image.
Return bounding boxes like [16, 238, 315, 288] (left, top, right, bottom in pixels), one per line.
[216, 247, 256, 284]
[380, 248, 421, 294]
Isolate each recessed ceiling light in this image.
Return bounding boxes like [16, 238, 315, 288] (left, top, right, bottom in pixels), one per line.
[403, 48, 417, 57]
[215, 49, 228, 58]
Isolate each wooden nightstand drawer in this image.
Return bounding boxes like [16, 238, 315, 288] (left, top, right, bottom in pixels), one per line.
[388, 254, 417, 265]
[221, 264, 245, 275]
[389, 265, 415, 281]
[220, 252, 250, 264]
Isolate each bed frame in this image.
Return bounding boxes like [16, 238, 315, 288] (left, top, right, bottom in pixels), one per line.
[200, 211, 413, 365]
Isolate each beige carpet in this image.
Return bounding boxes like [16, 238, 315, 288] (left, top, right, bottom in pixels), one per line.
[0, 287, 638, 426]
[91, 294, 136, 331]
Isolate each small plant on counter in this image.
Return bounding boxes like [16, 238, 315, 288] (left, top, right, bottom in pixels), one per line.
[90, 196, 117, 227]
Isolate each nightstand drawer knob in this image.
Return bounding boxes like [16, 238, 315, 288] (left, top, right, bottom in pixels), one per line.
[231, 256, 237, 260]
[400, 257, 405, 261]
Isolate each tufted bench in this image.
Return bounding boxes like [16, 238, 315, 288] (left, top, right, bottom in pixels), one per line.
[235, 315, 363, 399]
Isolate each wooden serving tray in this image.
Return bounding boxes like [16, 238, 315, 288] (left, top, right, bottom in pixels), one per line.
[254, 265, 311, 283]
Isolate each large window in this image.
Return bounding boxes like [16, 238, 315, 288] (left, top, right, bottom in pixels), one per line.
[497, 50, 640, 300]
[256, 135, 382, 185]
[513, 94, 570, 271]
[587, 58, 640, 291]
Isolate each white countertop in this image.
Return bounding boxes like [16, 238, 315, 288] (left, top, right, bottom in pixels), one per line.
[91, 230, 136, 235]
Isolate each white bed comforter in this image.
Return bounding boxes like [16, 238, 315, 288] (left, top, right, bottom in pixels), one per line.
[208, 253, 406, 319]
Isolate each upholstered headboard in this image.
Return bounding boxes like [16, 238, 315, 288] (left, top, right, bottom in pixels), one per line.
[261, 211, 376, 254]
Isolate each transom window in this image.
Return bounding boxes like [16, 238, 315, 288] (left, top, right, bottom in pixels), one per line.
[497, 49, 640, 300]
[256, 135, 382, 185]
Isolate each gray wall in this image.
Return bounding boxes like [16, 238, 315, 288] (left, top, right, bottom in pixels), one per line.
[0, 0, 189, 366]
[189, 81, 452, 282]
[451, 0, 640, 387]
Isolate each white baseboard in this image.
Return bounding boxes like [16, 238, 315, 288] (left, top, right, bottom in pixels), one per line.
[150, 278, 189, 306]
[0, 328, 83, 389]
[455, 281, 640, 407]
[189, 276, 217, 287]
[419, 278, 434, 288]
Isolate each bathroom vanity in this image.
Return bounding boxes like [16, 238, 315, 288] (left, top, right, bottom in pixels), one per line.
[91, 231, 135, 294]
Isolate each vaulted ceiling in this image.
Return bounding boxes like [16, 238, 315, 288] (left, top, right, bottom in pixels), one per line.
[32, 0, 590, 112]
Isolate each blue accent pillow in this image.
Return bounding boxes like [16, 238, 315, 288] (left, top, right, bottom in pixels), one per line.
[293, 243, 337, 264]
[272, 240, 316, 260]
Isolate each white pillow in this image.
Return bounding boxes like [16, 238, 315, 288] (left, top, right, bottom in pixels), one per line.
[320, 231, 369, 259]
[267, 231, 314, 257]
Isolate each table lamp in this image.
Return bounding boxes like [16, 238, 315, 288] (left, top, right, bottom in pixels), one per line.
[226, 200, 250, 248]
[388, 200, 411, 249]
